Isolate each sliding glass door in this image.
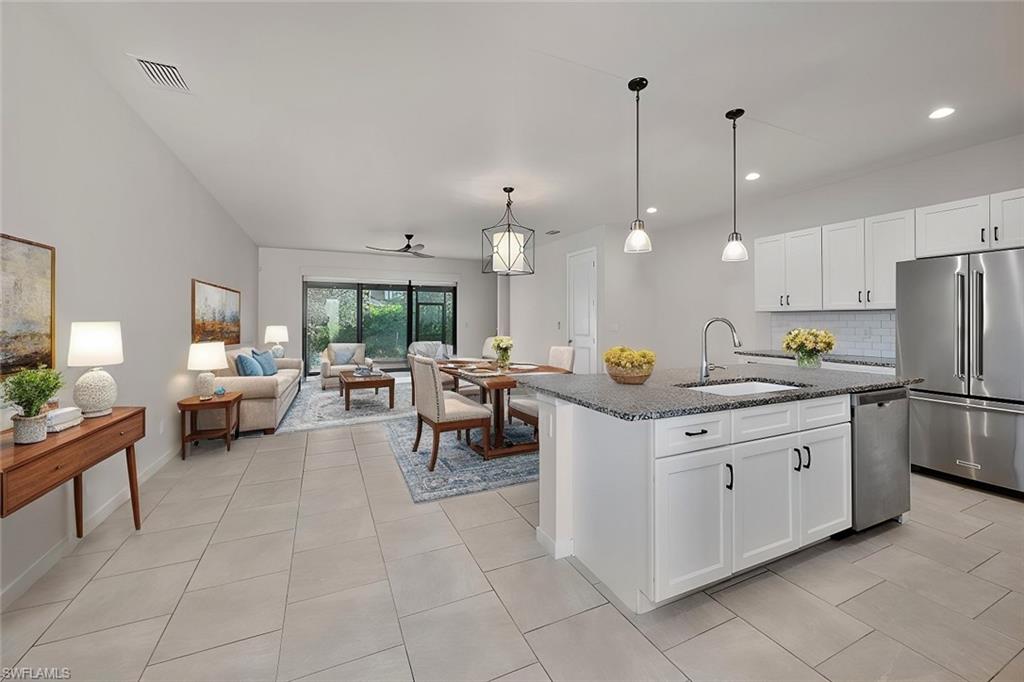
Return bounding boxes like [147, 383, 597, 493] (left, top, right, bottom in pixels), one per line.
[303, 281, 456, 373]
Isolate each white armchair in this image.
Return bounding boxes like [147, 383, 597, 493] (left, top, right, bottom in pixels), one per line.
[319, 343, 374, 389]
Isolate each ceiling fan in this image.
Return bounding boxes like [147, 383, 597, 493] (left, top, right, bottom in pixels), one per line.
[365, 234, 434, 258]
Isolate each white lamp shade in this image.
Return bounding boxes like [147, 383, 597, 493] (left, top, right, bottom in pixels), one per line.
[721, 239, 749, 262]
[187, 341, 228, 371]
[67, 322, 124, 367]
[624, 225, 653, 254]
[491, 230, 529, 273]
[264, 325, 289, 344]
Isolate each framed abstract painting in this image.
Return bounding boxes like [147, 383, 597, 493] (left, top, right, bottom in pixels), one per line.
[1, 234, 56, 378]
[191, 279, 241, 345]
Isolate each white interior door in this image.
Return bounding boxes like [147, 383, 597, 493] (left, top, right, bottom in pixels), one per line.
[567, 248, 598, 373]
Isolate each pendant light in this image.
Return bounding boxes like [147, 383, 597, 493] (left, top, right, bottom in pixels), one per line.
[624, 77, 652, 254]
[721, 108, 749, 262]
[482, 187, 535, 275]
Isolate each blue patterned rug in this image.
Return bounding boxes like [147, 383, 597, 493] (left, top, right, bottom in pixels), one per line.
[277, 377, 415, 433]
[384, 417, 539, 502]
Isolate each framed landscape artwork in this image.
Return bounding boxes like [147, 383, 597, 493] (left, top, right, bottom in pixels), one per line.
[1, 234, 56, 378]
[191, 279, 241, 344]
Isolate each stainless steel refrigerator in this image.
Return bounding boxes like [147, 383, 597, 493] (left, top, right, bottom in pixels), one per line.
[896, 248, 1024, 492]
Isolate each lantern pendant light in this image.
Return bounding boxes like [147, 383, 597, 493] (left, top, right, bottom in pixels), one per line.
[721, 108, 749, 262]
[482, 187, 535, 275]
[624, 77, 652, 254]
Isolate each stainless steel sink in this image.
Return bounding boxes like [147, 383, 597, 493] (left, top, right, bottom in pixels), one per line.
[685, 381, 802, 396]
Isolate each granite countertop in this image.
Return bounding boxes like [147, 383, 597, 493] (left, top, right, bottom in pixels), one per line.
[734, 349, 895, 368]
[516, 364, 920, 421]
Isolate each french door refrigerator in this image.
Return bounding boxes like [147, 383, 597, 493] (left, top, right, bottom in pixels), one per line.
[896, 247, 1024, 492]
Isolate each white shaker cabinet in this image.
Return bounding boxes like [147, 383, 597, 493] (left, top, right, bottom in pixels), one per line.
[822, 219, 866, 309]
[797, 423, 852, 545]
[784, 228, 823, 310]
[732, 433, 801, 571]
[990, 188, 1024, 249]
[915, 195, 989, 257]
[754, 234, 786, 311]
[864, 210, 915, 309]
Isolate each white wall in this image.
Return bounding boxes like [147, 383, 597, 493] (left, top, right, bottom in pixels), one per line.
[258, 247, 498, 363]
[1, 5, 259, 604]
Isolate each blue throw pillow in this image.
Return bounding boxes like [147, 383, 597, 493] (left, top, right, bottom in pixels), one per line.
[236, 354, 263, 377]
[332, 346, 355, 365]
[252, 349, 278, 376]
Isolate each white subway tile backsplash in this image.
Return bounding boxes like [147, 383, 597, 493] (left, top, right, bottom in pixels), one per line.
[770, 310, 896, 358]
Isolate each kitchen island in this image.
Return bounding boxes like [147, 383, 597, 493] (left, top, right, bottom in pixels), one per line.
[516, 364, 919, 614]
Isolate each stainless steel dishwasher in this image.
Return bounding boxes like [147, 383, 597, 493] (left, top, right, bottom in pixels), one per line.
[852, 387, 910, 531]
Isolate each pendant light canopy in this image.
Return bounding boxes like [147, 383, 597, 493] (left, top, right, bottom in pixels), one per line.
[624, 77, 652, 254]
[721, 108, 749, 262]
[482, 187, 535, 275]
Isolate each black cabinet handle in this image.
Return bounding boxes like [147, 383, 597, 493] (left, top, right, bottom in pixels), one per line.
[725, 463, 734, 490]
[779, 295, 783, 307]
[994, 225, 999, 241]
[684, 429, 709, 437]
[802, 445, 812, 469]
[858, 290, 862, 303]
[981, 227, 986, 243]
[793, 448, 802, 471]
[786, 294, 790, 306]
[866, 290, 871, 303]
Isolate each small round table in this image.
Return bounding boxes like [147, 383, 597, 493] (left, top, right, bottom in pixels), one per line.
[177, 391, 242, 459]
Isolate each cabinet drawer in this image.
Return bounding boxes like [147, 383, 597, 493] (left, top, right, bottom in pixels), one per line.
[799, 395, 850, 430]
[732, 403, 799, 444]
[655, 412, 731, 457]
[79, 412, 145, 469]
[3, 448, 78, 514]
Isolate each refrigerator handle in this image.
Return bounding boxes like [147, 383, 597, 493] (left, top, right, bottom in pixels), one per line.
[973, 270, 984, 380]
[954, 272, 966, 379]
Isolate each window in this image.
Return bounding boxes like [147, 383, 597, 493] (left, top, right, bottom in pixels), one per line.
[303, 281, 456, 374]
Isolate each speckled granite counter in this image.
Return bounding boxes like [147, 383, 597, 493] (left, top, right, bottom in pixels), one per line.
[516, 364, 919, 421]
[735, 349, 895, 368]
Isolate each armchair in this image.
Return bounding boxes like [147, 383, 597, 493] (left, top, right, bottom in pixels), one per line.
[319, 342, 374, 390]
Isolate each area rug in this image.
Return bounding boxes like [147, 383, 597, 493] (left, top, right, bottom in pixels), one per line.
[384, 417, 539, 502]
[277, 377, 414, 433]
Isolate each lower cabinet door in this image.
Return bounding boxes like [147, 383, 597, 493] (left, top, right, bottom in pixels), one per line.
[653, 447, 733, 601]
[799, 423, 852, 544]
[733, 433, 801, 571]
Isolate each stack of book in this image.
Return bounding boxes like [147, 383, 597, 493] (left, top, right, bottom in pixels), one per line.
[46, 407, 83, 433]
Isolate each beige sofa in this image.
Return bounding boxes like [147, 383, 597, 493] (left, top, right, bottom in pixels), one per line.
[198, 346, 303, 434]
[319, 343, 374, 390]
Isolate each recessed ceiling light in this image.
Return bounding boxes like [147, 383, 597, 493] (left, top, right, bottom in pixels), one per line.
[646, 207, 658, 214]
[745, 172, 760, 181]
[929, 107, 955, 119]
[545, 229, 561, 235]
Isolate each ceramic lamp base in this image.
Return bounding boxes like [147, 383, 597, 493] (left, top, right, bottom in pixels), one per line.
[74, 367, 117, 418]
[270, 344, 285, 358]
[196, 372, 216, 400]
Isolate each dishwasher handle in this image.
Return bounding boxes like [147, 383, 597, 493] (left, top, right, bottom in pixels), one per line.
[853, 388, 907, 407]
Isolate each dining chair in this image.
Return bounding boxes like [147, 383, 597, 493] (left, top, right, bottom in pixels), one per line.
[407, 350, 455, 406]
[411, 356, 492, 470]
[481, 336, 498, 360]
[508, 345, 574, 430]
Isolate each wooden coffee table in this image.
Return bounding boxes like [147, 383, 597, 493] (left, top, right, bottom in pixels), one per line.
[339, 371, 395, 411]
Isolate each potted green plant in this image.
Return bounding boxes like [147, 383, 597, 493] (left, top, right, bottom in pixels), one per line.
[2, 367, 64, 444]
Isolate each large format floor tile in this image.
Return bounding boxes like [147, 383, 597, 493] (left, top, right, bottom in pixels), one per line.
[402, 591, 536, 682]
[971, 552, 1024, 593]
[841, 580, 1022, 681]
[993, 650, 1024, 682]
[495, 663, 552, 682]
[526, 604, 684, 682]
[141, 631, 281, 682]
[211, 502, 299, 543]
[277, 580, 402, 681]
[497, 481, 539, 507]
[976, 591, 1024, 641]
[162, 473, 241, 502]
[97, 523, 214, 578]
[622, 591, 734, 652]
[0, 601, 68, 668]
[294, 506, 375, 552]
[666, 617, 825, 682]
[968, 521, 1024, 557]
[387, 544, 491, 617]
[151, 571, 288, 664]
[298, 482, 368, 516]
[41, 562, 194, 644]
[712, 571, 871, 666]
[769, 543, 883, 605]
[143, 495, 231, 532]
[18, 615, 168, 682]
[874, 520, 998, 572]
[376, 511, 461, 561]
[487, 555, 605, 632]
[367, 488, 440, 523]
[460, 517, 547, 571]
[188, 529, 294, 591]
[815, 630, 964, 682]
[229, 479, 302, 512]
[907, 498, 993, 538]
[288, 536, 386, 603]
[240, 458, 304, 485]
[297, 645, 411, 682]
[963, 496, 1024, 530]
[440, 491, 519, 530]
[10, 552, 112, 610]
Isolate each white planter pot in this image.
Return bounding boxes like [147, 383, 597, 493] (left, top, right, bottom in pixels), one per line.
[12, 413, 47, 444]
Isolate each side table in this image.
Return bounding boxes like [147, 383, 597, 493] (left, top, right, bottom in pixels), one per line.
[177, 392, 242, 459]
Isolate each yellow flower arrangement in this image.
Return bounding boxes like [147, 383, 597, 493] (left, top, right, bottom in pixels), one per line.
[603, 346, 656, 371]
[782, 328, 836, 367]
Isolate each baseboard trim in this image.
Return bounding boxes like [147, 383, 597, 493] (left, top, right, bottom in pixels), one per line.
[536, 526, 572, 559]
[0, 534, 69, 610]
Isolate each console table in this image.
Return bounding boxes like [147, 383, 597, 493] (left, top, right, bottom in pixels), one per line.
[0, 406, 146, 538]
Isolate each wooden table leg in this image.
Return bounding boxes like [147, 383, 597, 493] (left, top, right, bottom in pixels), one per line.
[493, 388, 506, 447]
[73, 474, 84, 538]
[235, 401, 241, 439]
[345, 386, 351, 411]
[224, 403, 232, 451]
[180, 410, 188, 460]
[389, 384, 395, 409]
[126, 445, 141, 530]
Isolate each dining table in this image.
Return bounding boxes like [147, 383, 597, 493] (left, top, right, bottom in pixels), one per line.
[438, 359, 571, 459]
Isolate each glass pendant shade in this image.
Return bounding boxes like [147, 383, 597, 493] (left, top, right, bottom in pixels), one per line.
[482, 187, 535, 276]
[624, 219, 652, 253]
[721, 232, 749, 262]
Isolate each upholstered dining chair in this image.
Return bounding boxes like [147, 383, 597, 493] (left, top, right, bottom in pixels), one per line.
[509, 345, 575, 430]
[411, 356, 492, 470]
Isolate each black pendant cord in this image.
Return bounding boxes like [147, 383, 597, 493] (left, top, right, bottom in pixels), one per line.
[635, 89, 640, 222]
[732, 118, 737, 235]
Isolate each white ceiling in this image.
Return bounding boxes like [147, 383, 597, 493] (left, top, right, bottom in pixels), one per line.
[48, 2, 1024, 259]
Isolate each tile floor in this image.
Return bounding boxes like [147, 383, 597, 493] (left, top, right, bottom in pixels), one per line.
[2, 425, 1023, 682]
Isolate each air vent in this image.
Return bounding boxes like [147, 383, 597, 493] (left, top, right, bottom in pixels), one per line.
[133, 56, 189, 92]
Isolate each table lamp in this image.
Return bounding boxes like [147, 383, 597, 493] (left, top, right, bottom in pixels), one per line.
[67, 321, 124, 418]
[188, 341, 228, 400]
[264, 325, 289, 358]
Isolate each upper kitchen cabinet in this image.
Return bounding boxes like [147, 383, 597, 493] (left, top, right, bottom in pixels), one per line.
[754, 228, 822, 312]
[990, 188, 1024, 249]
[822, 219, 866, 310]
[915, 195, 989, 257]
[864, 210, 915, 309]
